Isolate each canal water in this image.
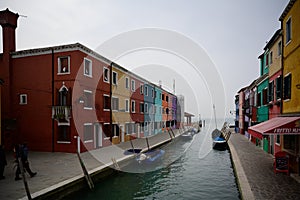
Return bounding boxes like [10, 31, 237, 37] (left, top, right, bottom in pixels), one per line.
[69, 120, 240, 200]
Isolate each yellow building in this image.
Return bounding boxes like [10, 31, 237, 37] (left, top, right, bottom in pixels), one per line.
[111, 63, 131, 143]
[279, 0, 300, 174]
[280, 0, 300, 114]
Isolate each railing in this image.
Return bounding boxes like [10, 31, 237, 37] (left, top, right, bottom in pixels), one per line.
[52, 106, 71, 124]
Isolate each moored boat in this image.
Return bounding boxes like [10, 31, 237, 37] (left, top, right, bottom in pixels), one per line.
[212, 136, 227, 151]
[136, 149, 165, 164]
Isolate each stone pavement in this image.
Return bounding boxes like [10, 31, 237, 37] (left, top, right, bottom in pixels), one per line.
[228, 132, 300, 200]
[0, 129, 184, 200]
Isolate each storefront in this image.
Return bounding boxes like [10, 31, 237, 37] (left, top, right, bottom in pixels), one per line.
[249, 117, 300, 174]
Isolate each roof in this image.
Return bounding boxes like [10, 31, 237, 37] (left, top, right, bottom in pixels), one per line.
[184, 112, 195, 117]
[263, 29, 282, 51]
[279, 0, 297, 21]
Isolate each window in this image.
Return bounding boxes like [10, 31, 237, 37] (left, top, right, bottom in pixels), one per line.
[286, 17, 292, 44]
[283, 135, 296, 151]
[257, 92, 261, 107]
[58, 56, 70, 74]
[112, 97, 119, 111]
[125, 99, 129, 112]
[145, 103, 148, 114]
[278, 41, 282, 56]
[166, 95, 169, 102]
[57, 126, 70, 142]
[262, 88, 268, 105]
[131, 100, 136, 113]
[131, 80, 135, 92]
[266, 53, 269, 66]
[112, 124, 120, 137]
[268, 81, 274, 102]
[103, 95, 110, 110]
[125, 77, 129, 89]
[84, 58, 92, 77]
[20, 94, 27, 105]
[276, 76, 282, 100]
[152, 89, 154, 98]
[269, 52, 273, 65]
[140, 102, 144, 113]
[103, 67, 109, 83]
[84, 123, 93, 142]
[162, 94, 165, 101]
[112, 71, 118, 85]
[140, 84, 144, 94]
[145, 86, 148, 96]
[84, 90, 93, 109]
[283, 74, 291, 100]
[276, 135, 280, 144]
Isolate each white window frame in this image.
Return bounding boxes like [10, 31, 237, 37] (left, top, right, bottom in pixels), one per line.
[285, 17, 292, 45]
[125, 77, 129, 89]
[112, 96, 119, 111]
[140, 84, 144, 94]
[112, 71, 118, 85]
[83, 90, 93, 110]
[125, 99, 129, 112]
[20, 94, 27, 105]
[83, 123, 93, 143]
[131, 100, 136, 113]
[103, 94, 110, 111]
[145, 86, 148, 96]
[84, 58, 92, 77]
[103, 67, 110, 83]
[131, 80, 135, 92]
[151, 89, 154, 98]
[58, 56, 70, 75]
[145, 103, 148, 114]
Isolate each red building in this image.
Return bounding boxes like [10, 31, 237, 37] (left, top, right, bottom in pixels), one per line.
[0, 9, 112, 152]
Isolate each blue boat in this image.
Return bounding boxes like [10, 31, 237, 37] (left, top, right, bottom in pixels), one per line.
[136, 149, 165, 164]
[213, 136, 227, 151]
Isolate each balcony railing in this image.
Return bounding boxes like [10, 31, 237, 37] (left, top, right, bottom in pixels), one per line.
[52, 106, 71, 124]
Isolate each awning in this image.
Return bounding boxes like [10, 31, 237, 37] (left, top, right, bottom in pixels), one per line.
[248, 117, 300, 139]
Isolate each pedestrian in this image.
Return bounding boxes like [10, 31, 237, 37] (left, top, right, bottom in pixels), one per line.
[14, 143, 37, 181]
[20, 143, 37, 178]
[0, 144, 7, 180]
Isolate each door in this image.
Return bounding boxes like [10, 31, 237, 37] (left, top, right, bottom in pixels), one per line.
[94, 123, 102, 148]
[270, 135, 274, 155]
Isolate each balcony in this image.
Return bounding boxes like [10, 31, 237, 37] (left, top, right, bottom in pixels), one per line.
[52, 106, 71, 125]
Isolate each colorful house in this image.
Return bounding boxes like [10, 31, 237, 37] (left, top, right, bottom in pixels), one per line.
[264, 29, 283, 155]
[279, 0, 300, 174]
[154, 86, 163, 134]
[143, 82, 155, 136]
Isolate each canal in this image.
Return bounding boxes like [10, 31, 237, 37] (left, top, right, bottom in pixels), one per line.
[68, 122, 240, 200]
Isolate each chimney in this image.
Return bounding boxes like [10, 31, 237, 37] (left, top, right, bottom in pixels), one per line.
[0, 8, 19, 55]
[0, 8, 19, 122]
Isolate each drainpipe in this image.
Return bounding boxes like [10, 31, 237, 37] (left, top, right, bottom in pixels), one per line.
[110, 62, 113, 140]
[280, 29, 284, 115]
[51, 48, 55, 152]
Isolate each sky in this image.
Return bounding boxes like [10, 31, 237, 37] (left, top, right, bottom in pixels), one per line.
[1, 0, 289, 121]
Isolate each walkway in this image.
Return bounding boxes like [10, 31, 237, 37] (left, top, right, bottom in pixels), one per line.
[0, 129, 183, 200]
[228, 132, 300, 200]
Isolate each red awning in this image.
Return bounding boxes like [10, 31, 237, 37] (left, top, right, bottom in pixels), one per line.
[248, 117, 300, 139]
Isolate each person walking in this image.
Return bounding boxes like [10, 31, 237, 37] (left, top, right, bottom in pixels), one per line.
[14, 143, 37, 181]
[21, 143, 37, 178]
[0, 144, 7, 180]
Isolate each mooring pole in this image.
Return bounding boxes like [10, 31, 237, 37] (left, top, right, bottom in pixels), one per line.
[146, 137, 150, 151]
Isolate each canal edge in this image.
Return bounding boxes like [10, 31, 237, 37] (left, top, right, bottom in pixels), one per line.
[20, 129, 187, 199]
[228, 139, 255, 200]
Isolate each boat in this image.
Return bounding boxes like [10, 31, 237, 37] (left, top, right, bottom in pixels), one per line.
[212, 136, 227, 151]
[136, 149, 165, 164]
[180, 130, 196, 140]
[211, 104, 228, 151]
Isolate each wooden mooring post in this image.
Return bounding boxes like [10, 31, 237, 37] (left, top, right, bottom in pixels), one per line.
[76, 152, 94, 191]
